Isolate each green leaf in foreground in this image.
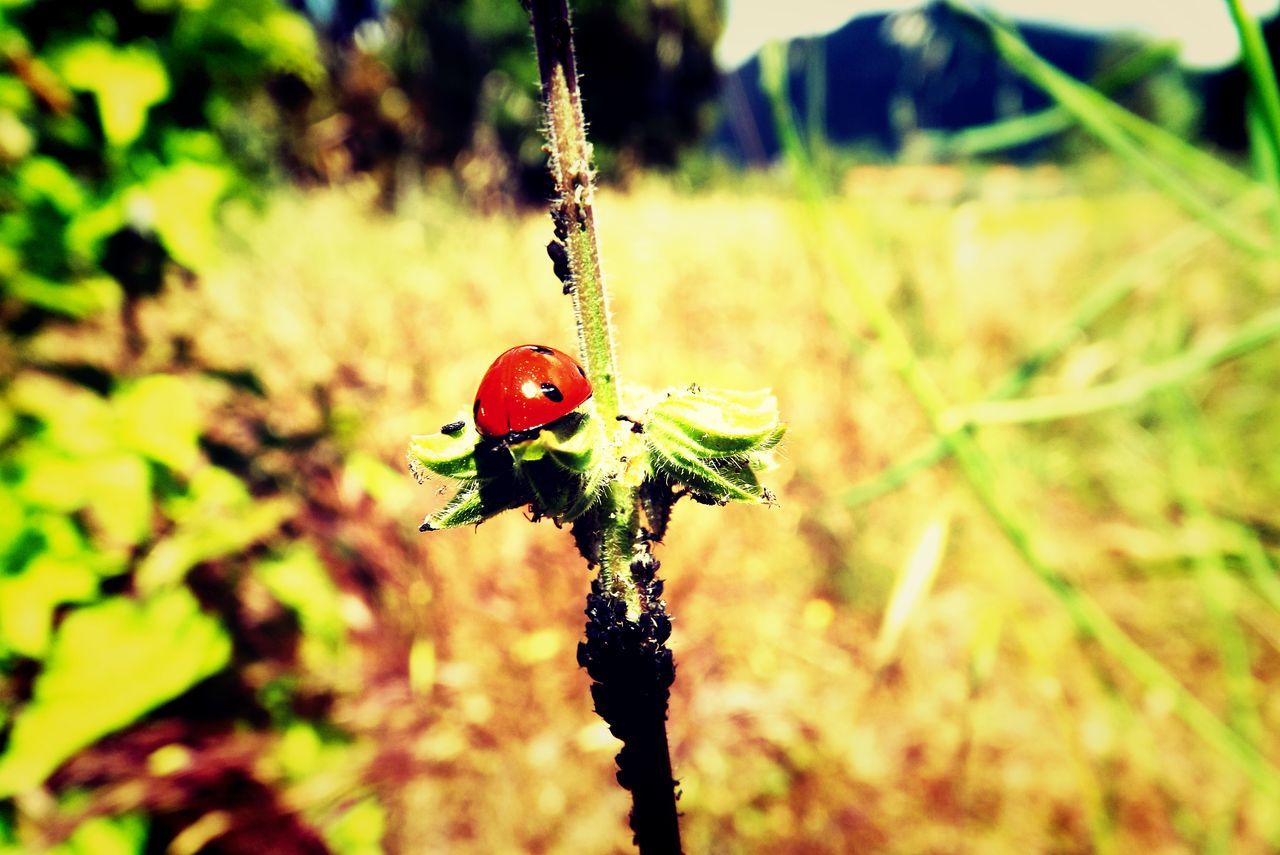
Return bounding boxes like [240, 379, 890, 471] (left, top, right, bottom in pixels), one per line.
[114, 374, 202, 473]
[49, 813, 147, 855]
[0, 588, 231, 797]
[52, 41, 169, 148]
[136, 466, 296, 591]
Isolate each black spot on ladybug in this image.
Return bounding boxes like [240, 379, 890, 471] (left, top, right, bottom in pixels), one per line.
[530, 345, 554, 355]
[576, 365, 586, 377]
[540, 382, 564, 402]
[440, 420, 465, 435]
[472, 399, 480, 418]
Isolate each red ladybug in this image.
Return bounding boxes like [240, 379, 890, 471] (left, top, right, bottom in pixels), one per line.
[473, 344, 592, 437]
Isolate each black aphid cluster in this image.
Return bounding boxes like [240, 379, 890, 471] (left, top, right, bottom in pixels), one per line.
[577, 542, 682, 851]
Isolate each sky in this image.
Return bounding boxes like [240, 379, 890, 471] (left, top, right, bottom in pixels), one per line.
[717, 0, 1280, 69]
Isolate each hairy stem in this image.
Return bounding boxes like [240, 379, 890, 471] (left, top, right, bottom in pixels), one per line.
[528, 0, 620, 423]
[527, 0, 633, 594]
[525, 2, 682, 850]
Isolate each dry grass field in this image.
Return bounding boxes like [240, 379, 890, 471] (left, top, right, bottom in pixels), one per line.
[64, 163, 1280, 853]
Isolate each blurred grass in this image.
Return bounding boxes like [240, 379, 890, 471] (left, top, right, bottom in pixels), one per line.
[110, 159, 1280, 852]
[765, 34, 1280, 813]
[936, 40, 1179, 158]
[946, 1, 1273, 254]
[1225, 0, 1280, 182]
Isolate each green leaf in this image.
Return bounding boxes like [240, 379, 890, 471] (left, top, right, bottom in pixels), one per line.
[510, 414, 597, 474]
[275, 722, 323, 779]
[408, 423, 479, 481]
[10, 512, 92, 569]
[136, 161, 232, 270]
[325, 797, 386, 855]
[4, 274, 122, 319]
[0, 555, 99, 658]
[8, 372, 116, 457]
[65, 196, 128, 262]
[257, 545, 344, 665]
[420, 481, 488, 531]
[0, 488, 23, 559]
[259, 8, 325, 85]
[136, 466, 295, 592]
[84, 454, 152, 547]
[0, 108, 33, 161]
[649, 386, 785, 458]
[52, 814, 147, 855]
[0, 588, 230, 796]
[11, 445, 89, 512]
[53, 42, 169, 148]
[0, 243, 18, 282]
[113, 374, 201, 473]
[646, 428, 766, 503]
[640, 385, 783, 504]
[14, 156, 85, 213]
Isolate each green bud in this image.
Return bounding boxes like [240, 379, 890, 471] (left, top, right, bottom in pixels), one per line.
[413, 412, 607, 531]
[641, 385, 784, 504]
[507, 413, 596, 474]
[648, 386, 785, 458]
[407, 420, 479, 481]
[647, 429, 768, 503]
[509, 415, 606, 521]
[409, 384, 783, 534]
[419, 481, 485, 531]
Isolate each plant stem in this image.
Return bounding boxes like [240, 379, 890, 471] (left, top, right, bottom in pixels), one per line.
[525, 3, 682, 851]
[527, 0, 620, 424]
[526, 0, 634, 593]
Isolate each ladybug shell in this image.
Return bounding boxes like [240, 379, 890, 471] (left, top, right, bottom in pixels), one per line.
[473, 345, 592, 437]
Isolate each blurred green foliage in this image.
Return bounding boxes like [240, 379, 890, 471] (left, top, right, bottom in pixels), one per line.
[0, 0, 322, 313]
[0, 0, 380, 850]
[0, 588, 231, 796]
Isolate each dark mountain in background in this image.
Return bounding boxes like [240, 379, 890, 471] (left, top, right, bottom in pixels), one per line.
[711, 1, 1277, 164]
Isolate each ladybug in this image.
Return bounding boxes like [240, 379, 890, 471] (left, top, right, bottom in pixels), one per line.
[473, 344, 592, 438]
